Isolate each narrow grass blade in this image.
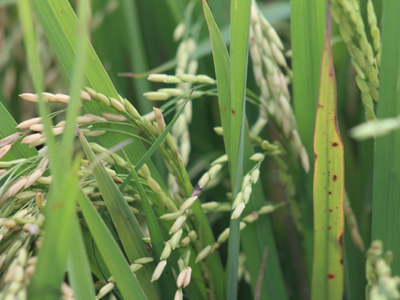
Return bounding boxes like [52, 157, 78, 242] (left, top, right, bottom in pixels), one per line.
[202, 3, 231, 299]
[203, 0, 232, 159]
[291, 0, 326, 153]
[120, 0, 152, 113]
[371, 0, 400, 274]
[78, 130, 160, 299]
[81, 224, 111, 280]
[17, 0, 61, 182]
[28, 159, 81, 299]
[312, 18, 344, 300]
[60, 0, 90, 166]
[122, 149, 176, 299]
[227, 0, 251, 298]
[67, 215, 96, 300]
[77, 190, 147, 300]
[291, 0, 326, 277]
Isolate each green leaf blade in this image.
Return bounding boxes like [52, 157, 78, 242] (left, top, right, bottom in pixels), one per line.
[67, 215, 97, 300]
[78, 131, 160, 300]
[291, 0, 326, 278]
[312, 24, 344, 300]
[77, 190, 147, 300]
[371, 0, 400, 275]
[28, 164, 80, 299]
[123, 150, 176, 299]
[227, 0, 251, 298]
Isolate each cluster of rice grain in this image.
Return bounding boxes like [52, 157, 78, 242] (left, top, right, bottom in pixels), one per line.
[249, 0, 309, 173]
[184, 154, 285, 263]
[1, 79, 295, 298]
[0, 178, 45, 299]
[246, 1, 313, 233]
[366, 240, 400, 299]
[18, 87, 197, 199]
[214, 124, 304, 232]
[0, 249, 39, 300]
[329, 0, 380, 121]
[0, 88, 227, 299]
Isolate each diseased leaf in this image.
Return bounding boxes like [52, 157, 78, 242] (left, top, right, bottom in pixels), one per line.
[312, 18, 344, 300]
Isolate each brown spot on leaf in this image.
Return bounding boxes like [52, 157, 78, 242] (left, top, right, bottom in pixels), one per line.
[329, 209, 332, 212]
[328, 273, 335, 280]
[332, 142, 338, 147]
[328, 191, 332, 195]
[340, 258, 343, 265]
[318, 104, 324, 108]
[338, 234, 344, 246]
[328, 226, 332, 230]
[333, 175, 337, 182]
[232, 109, 235, 114]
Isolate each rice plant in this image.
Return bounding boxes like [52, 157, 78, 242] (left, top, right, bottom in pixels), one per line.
[0, 0, 399, 299]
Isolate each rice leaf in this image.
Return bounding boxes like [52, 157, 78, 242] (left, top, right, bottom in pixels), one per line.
[18, 0, 61, 181]
[120, 0, 152, 113]
[78, 130, 160, 299]
[81, 224, 111, 281]
[77, 190, 147, 300]
[67, 215, 97, 300]
[59, 0, 90, 166]
[122, 149, 176, 299]
[290, 0, 326, 277]
[28, 158, 81, 299]
[371, 0, 400, 275]
[226, 0, 251, 298]
[312, 18, 344, 300]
